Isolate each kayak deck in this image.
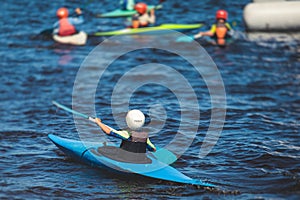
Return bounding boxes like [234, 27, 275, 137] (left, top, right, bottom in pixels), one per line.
[48, 134, 215, 187]
[93, 24, 203, 36]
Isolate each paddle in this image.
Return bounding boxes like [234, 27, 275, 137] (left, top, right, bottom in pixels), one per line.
[52, 100, 179, 165]
[176, 35, 195, 43]
[53, 101, 121, 132]
[40, 28, 54, 36]
[52, 100, 97, 124]
[154, 0, 166, 10]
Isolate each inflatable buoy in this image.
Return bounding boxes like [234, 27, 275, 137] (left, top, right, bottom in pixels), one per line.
[243, 1, 300, 32]
[253, 0, 285, 3]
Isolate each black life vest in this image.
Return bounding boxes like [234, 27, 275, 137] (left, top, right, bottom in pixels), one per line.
[120, 131, 148, 153]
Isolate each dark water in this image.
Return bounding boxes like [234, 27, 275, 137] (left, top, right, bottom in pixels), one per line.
[1, 0, 300, 199]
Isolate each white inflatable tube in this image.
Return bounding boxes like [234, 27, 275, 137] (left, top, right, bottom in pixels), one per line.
[253, 0, 285, 3]
[53, 31, 88, 45]
[243, 1, 300, 31]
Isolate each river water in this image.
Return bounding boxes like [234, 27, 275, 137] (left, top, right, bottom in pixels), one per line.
[1, 0, 300, 199]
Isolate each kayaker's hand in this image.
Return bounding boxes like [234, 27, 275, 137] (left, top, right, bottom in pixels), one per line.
[95, 118, 111, 134]
[194, 33, 202, 39]
[95, 118, 101, 124]
[75, 8, 82, 15]
[150, 9, 155, 16]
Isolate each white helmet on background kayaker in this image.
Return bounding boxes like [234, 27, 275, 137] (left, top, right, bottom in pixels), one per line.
[126, 109, 145, 130]
[216, 9, 228, 20]
[57, 7, 69, 19]
[134, 2, 147, 14]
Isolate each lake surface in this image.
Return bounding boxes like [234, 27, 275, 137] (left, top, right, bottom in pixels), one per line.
[1, 0, 299, 199]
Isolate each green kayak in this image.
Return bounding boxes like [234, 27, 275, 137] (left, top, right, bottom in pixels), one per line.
[93, 24, 203, 36]
[98, 5, 162, 18]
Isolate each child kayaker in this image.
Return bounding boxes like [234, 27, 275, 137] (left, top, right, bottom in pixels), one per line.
[120, 0, 135, 11]
[95, 109, 156, 153]
[194, 9, 232, 46]
[53, 7, 84, 36]
[131, 2, 155, 28]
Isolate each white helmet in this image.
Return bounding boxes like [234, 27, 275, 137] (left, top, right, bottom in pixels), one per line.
[126, 109, 145, 130]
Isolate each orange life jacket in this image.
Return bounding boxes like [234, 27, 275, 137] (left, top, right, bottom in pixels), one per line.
[215, 23, 228, 46]
[58, 18, 76, 36]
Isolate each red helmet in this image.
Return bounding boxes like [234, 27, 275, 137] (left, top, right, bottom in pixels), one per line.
[134, 3, 147, 14]
[216, 10, 228, 20]
[57, 7, 69, 19]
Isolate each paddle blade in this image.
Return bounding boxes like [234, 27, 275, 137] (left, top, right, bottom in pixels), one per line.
[52, 101, 89, 119]
[153, 148, 178, 165]
[40, 28, 53, 35]
[176, 35, 195, 43]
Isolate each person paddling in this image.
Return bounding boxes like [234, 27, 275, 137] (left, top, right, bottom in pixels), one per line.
[131, 2, 155, 28]
[120, 0, 135, 11]
[53, 7, 83, 36]
[95, 109, 156, 153]
[194, 10, 232, 46]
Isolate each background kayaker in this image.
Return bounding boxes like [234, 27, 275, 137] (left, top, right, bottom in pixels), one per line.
[95, 109, 156, 153]
[120, 0, 135, 11]
[53, 7, 84, 36]
[193, 9, 233, 46]
[131, 2, 155, 28]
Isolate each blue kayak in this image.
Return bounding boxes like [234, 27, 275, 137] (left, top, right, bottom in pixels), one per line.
[48, 134, 215, 187]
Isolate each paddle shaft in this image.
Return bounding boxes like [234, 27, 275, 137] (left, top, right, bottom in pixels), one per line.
[158, 0, 166, 5]
[52, 101, 96, 123]
[155, 0, 165, 9]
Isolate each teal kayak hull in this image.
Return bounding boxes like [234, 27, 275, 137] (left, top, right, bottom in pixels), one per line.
[93, 24, 203, 36]
[48, 134, 214, 187]
[98, 5, 161, 18]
